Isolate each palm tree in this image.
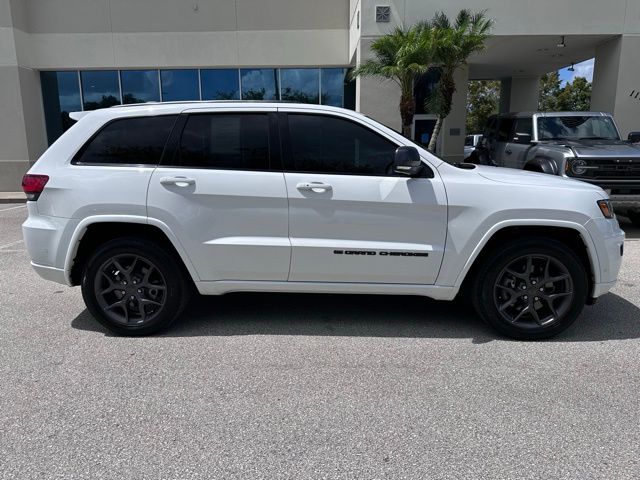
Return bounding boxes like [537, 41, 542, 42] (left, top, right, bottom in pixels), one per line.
[422, 10, 493, 152]
[350, 26, 435, 138]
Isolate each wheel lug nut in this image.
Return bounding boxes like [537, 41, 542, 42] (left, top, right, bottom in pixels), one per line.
[523, 295, 528, 300]
[130, 295, 135, 300]
[539, 288, 544, 292]
[532, 281, 536, 285]
[137, 289, 142, 293]
[535, 297, 539, 301]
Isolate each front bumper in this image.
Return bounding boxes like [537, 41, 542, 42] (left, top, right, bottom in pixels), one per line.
[584, 217, 625, 298]
[608, 194, 640, 210]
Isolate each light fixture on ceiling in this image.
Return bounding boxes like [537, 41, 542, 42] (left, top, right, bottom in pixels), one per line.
[568, 63, 575, 72]
[557, 36, 566, 48]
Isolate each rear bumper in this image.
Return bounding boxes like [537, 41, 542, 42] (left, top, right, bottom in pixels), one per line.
[31, 262, 69, 285]
[22, 203, 78, 285]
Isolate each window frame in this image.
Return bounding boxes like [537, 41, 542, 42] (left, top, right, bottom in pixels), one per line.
[280, 111, 432, 178]
[159, 111, 281, 172]
[71, 114, 179, 167]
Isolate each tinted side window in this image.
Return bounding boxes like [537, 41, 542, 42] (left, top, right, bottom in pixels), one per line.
[286, 114, 397, 175]
[74, 115, 177, 165]
[514, 118, 533, 136]
[497, 118, 515, 142]
[177, 114, 270, 170]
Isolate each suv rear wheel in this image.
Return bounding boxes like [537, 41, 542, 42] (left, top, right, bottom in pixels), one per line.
[81, 237, 190, 336]
[472, 238, 588, 340]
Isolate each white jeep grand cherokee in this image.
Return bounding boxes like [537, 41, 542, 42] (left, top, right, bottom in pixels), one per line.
[22, 102, 625, 339]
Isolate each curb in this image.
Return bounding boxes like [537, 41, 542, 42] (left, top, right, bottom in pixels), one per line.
[0, 193, 26, 204]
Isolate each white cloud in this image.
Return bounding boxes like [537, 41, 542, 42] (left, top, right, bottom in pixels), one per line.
[560, 58, 594, 85]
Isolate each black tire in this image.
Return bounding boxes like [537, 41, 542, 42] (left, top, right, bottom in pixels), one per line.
[471, 238, 588, 340]
[81, 237, 190, 336]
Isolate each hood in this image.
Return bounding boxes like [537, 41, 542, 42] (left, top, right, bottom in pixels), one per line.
[542, 139, 640, 159]
[474, 165, 604, 194]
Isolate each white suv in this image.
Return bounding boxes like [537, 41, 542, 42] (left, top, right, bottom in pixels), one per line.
[22, 102, 625, 339]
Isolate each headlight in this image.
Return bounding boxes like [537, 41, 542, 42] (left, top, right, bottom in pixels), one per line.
[571, 159, 588, 175]
[597, 199, 614, 219]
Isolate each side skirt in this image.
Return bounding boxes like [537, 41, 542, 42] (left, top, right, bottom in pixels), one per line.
[194, 280, 458, 301]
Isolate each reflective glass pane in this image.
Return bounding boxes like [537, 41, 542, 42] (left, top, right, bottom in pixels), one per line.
[280, 68, 319, 103]
[160, 69, 199, 101]
[287, 114, 397, 175]
[178, 114, 269, 170]
[81, 70, 121, 110]
[74, 116, 177, 165]
[201, 69, 239, 100]
[41, 71, 81, 144]
[320, 68, 346, 107]
[240, 69, 278, 100]
[121, 70, 160, 104]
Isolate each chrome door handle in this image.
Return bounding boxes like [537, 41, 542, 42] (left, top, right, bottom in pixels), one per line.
[160, 176, 196, 187]
[296, 182, 332, 192]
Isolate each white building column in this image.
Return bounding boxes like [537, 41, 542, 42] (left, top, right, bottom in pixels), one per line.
[500, 76, 540, 113]
[591, 35, 640, 139]
[0, 0, 48, 191]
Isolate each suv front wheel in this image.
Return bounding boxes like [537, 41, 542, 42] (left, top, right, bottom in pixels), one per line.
[472, 238, 588, 340]
[81, 237, 190, 336]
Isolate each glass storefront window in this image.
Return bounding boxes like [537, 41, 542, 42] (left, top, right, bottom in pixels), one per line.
[121, 70, 160, 104]
[41, 71, 82, 144]
[201, 69, 239, 100]
[160, 69, 199, 101]
[280, 68, 319, 104]
[240, 69, 278, 100]
[41, 66, 352, 146]
[81, 70, 121, 110]
[320, 68, 346, 107]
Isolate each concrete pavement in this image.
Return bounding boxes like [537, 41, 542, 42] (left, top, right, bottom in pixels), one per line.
[1, 204, 639, 479]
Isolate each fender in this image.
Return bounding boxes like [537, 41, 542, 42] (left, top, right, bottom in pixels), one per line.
[62, 215, 201, 285]
[524, 157, 558, 175]
[451, 218, 600, 290]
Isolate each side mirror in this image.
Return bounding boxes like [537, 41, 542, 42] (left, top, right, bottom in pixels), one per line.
[628, 132, 640, 143]
[393, 146, 423, 177]
[513, 133, 532, 144]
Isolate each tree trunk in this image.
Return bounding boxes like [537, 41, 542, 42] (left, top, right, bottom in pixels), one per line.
[399, 93, 415, 139]
[427, 115, 443, 153]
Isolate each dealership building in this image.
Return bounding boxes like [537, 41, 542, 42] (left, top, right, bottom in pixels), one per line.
[1, 0, 639, 190]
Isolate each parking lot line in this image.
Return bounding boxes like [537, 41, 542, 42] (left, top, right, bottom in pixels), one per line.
[0, 204, 26, 212]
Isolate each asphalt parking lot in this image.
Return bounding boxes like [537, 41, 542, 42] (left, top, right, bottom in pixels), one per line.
[1, 203, 639, 479]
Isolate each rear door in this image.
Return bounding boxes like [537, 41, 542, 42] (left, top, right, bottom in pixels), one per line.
[505, 117, 534, 169]
[493, 116, 516, 167]
[147, 107, 290, 281]
[280, 109, 448, 285]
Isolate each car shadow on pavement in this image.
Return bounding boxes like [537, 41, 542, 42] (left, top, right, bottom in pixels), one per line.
[71, 291, 640, 343]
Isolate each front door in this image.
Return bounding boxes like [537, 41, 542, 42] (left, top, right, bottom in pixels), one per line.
[280, 110, 448, 284]
[147, 108, 291, 282]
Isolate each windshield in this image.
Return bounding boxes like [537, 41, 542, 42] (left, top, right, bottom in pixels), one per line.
[537, 116, 620, 141]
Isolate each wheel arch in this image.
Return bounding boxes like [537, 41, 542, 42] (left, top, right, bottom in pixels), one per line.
[65, 216, 199, 286]
[456, 223, 599, 299]
[523, 156, 559, 175]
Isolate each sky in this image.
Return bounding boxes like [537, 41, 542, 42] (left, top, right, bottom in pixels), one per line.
[558, 58, 595, 86]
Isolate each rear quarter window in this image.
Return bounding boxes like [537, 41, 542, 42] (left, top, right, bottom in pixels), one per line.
[73, 115, 177, 165]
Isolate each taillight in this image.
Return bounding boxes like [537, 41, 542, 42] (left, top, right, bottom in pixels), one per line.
[21, 174, 49, 201]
